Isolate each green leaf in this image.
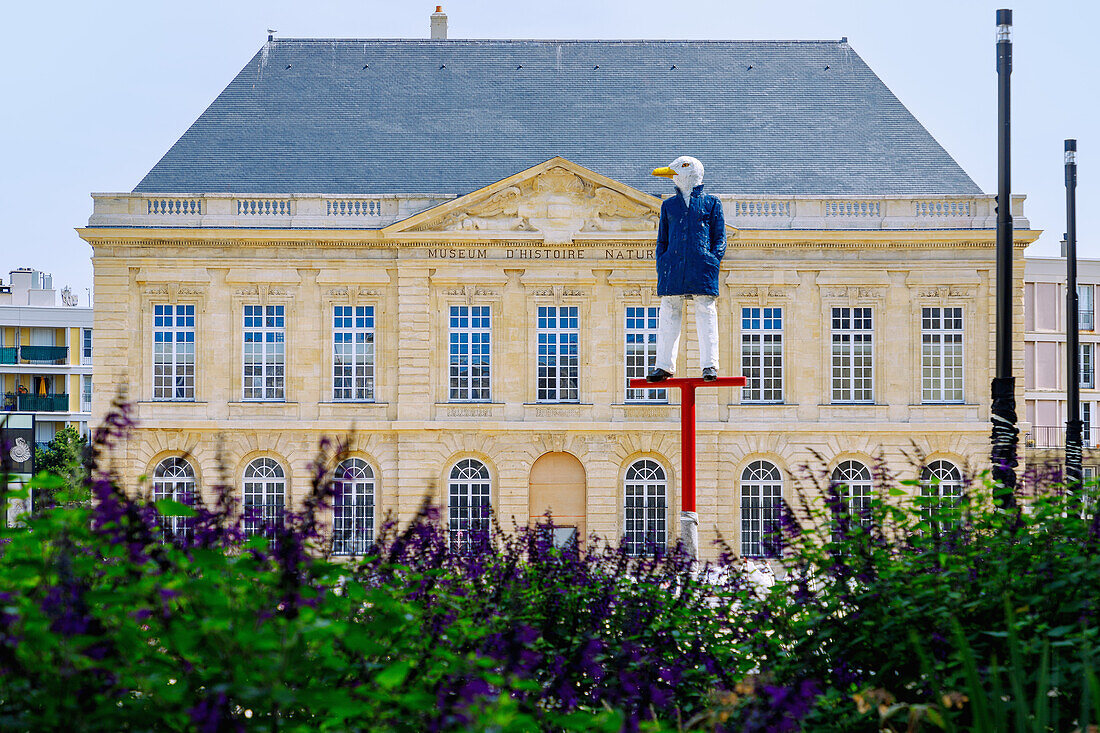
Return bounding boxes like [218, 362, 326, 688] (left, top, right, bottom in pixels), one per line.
[26, 471, 66, 490]
[154, 499, 196, 517]
[375, 660, 410, 690]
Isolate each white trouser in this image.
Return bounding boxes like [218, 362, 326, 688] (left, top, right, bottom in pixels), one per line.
[655, 295, 719, 373]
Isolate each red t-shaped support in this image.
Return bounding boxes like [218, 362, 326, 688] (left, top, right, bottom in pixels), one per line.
[629, 376, 746, 513]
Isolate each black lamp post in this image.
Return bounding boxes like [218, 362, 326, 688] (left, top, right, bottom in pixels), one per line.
[991, 8, 1019, 505]
[1066, 140, 1083, 490]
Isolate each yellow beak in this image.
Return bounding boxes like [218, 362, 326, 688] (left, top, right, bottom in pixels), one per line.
[651, 166, 675, 178]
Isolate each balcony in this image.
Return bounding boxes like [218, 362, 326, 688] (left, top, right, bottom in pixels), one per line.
[1027, 425, 1097, 450]
[3, 393, 70, 412]
[0, 347, 16, 364]
[19, 346, 68, 363]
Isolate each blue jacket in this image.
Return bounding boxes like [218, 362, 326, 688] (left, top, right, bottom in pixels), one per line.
[655, 185, 726, 297]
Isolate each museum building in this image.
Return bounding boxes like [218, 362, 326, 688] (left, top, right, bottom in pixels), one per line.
[81, 18, 1038, 558]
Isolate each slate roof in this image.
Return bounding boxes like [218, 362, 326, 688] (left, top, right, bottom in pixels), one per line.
[133, 39, 982, 197]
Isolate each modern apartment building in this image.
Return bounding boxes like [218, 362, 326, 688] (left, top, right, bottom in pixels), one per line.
[81, 16, 1036, 558]
[1024, 256, 1100, 474]
[0, 268, 93, 446]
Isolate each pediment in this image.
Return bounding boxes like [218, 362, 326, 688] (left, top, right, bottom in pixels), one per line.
[384, 157, 663, 244]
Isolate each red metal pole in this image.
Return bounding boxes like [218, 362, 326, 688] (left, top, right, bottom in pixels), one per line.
[628, 376, 745, 519]
[681, 382, 696, 513]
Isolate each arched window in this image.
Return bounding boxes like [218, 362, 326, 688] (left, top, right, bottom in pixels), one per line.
[448, 459, 491, 552]
[831, 460, 873, 526]
[741, 460, 783, 557]
[152, 457, 195, 541]
[243, 458, 285, 537]
[624, 459, 667, 556]
[921, 460, 963, 526]
[332, 458, 374, 556]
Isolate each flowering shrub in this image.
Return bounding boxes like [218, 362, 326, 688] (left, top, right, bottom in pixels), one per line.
[742, 458, 1100, 731]
[0, 400, 770, 731]
[3, 401, 1100, 731]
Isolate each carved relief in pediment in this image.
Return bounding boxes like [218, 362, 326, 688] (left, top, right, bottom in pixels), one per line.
[437, 187, 536, 232]
[410, 165, 659, 241]
[581, 188, 660, 232]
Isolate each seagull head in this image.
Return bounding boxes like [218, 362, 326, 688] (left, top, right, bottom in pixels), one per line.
[652, 156, 704, 197]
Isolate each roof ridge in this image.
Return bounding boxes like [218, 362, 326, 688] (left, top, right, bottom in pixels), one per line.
[266, 38, 848, 45]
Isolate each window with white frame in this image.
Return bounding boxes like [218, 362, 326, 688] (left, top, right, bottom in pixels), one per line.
[830, 460, 873, 527]
[1079, 285, 1095, 331]
[1081, 343, 1095, 389]
[537, 305, 579, 403]
[243, 458, 285, 537]
[333, 306, 375, 401]
[448, 458, 491, 552]
[740, 460, 783, 558]
[332, 458, 374, 556]
[448, 305, 491, 402]
[243, 305, 285, 401]
[625, 306, 665, 402]
[624, 459, 667, 556]
[921, 307, 964, 403]
[82, 328, 92, 365]
[152, 457, 195, 542]
[1084, 403, 1092, 446]
[920, 460, 963, 528]
[742, 307, 783, 403]
[81, 375, 92, 413]
[831, 307, 873, 403]
[153, 305, 195, 401]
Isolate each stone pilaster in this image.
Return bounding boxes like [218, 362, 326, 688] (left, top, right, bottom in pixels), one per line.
[396, 266, 431, 421]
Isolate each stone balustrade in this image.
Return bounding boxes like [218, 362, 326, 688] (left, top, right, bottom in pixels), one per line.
[88, 192, 1028, 231]
[88, 193, 455, 229]
[715, 194, 1026, 230]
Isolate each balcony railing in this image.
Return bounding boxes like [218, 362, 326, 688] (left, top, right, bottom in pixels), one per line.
[0, 347, 17, 364]
[1027, 425, 1097, 450]
[3, 393, 70, 412]
[19, 346, 68, 363]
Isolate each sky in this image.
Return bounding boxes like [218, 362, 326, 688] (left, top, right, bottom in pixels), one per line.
[2, 0, 1096, 302]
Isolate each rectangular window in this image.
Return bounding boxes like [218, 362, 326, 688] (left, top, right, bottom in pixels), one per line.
[537, 305, 580, 403]
[624, 306, 665, 402]
[153, 304, 196, 400]
[1081, 343, 1095, 389]
[831, 307, 873, 403]
[448, 305, 491, 401]
[81, 375, 92, 413]
[81, 328, 92, 365]
[1080, 285, 1095, 331]
[741, 307, 784, 403]
[921, 307, 964, 403]
[1084, 403, 1092, 446]
[333, 305, 375, 401]
[243, 305, 285, 401]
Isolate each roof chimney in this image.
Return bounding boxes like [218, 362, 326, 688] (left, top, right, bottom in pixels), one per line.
[431, 6, 448, 40]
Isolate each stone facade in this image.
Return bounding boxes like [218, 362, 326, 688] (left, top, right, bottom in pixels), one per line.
[81, 158, 1037, 559]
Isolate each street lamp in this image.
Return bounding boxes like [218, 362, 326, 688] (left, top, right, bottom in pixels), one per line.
[1066, 140, 1082, 490]
[991, 8, 1019, 506]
